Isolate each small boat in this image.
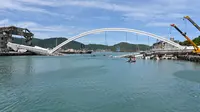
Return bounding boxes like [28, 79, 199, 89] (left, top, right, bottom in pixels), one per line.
[127, 55, 136, 63]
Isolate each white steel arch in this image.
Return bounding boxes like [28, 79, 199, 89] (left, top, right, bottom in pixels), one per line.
[49, 28, 184, 54]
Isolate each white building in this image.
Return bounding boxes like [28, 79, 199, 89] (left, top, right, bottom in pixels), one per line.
[152, 38, 180, 50]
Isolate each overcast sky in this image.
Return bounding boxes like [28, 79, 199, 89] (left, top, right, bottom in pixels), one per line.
[0, 0, 200, 45]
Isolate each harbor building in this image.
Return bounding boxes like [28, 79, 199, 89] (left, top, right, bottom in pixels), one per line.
[152, 38, 180, 50]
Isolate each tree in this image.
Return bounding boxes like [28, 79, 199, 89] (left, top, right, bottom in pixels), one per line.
[179, 36, 200, 46]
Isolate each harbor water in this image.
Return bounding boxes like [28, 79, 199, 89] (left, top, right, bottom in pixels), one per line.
[1, 53, 200, 112]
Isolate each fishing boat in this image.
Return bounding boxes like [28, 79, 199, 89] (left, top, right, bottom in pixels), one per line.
[127, 55, 136, 63]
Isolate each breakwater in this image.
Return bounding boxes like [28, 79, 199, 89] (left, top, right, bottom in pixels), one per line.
[177, 55, 200, 63]
[142, 50, 200, 63]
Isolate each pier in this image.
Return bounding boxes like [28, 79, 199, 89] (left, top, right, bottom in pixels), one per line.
[117, 49, 200, 63]
[142, 50, 200, 63]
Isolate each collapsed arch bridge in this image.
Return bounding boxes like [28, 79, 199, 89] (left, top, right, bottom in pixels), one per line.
[49, 28, 184, 54]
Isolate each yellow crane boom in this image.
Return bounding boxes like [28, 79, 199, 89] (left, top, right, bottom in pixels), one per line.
[184, 16, 200, 31]
[171, 24, 200, 53]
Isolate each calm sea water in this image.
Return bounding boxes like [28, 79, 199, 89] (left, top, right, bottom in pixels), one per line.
[1, 53, 200, 112]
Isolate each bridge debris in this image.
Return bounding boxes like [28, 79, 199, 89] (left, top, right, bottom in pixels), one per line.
[0, 26, 33, 52]
[0, 26, 39, 56]
[7, 42, 52, 56]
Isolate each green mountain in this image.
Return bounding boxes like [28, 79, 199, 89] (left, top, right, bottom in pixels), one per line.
[85, 42, 149, 52]
[12, 37, 150, 52]
[110, 42, 149, 52]
[85, 44, 109, 50]
[179, 36, 200, 46]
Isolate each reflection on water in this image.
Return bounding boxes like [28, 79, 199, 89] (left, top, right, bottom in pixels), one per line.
[0, 54, 200, 112]
[0, 56, 34, 83]
[174, 70, 200, 83]
[0, 57, 13, 80]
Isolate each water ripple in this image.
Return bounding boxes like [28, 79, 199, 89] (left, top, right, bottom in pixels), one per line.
[174, 70, 200, 83]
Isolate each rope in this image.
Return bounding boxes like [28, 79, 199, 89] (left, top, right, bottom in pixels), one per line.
[137, 45, 140, 52]
[104, 31, 109, 52]
[183, 18, 187, 35]
[125, 32, 128, 42]
[136, 34, 138, 41]
[148, 36, 150, 50]
[105, 31, 107, 46]
[21, 35, 23, 44]
[135, 34, 139, 52]
[169, 26, 172, 39]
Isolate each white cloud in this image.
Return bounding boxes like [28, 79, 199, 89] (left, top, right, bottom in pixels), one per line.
[2, 0, 200, 23]
[65, 16, 75, 21]
[16, 0, 137, 12]
[93, 16, 111, 21]
[0, 19, 87, 38]
[17, 0, 54, 6]
[66, 0, 199, 23]
[146, 22, 172, 27]
[0, 0, 53, 14]
[16, 22, 67, 32]
[64, 1, 137, 12]
[0, 0, 200, 41]
[0, 19, 9, 25]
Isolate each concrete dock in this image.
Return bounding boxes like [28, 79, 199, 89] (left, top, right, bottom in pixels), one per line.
[120, 49, 200, 63]
[142, 50, 200, 63]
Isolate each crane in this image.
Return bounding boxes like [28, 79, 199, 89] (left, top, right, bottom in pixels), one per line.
[184, 16, 200, 31]
[171, 24, 200, 54]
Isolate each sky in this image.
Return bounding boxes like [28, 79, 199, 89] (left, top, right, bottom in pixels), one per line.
[0, 0, 200, 45]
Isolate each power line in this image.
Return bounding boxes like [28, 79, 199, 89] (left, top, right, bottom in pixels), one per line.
[105, 31, 107, 46]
